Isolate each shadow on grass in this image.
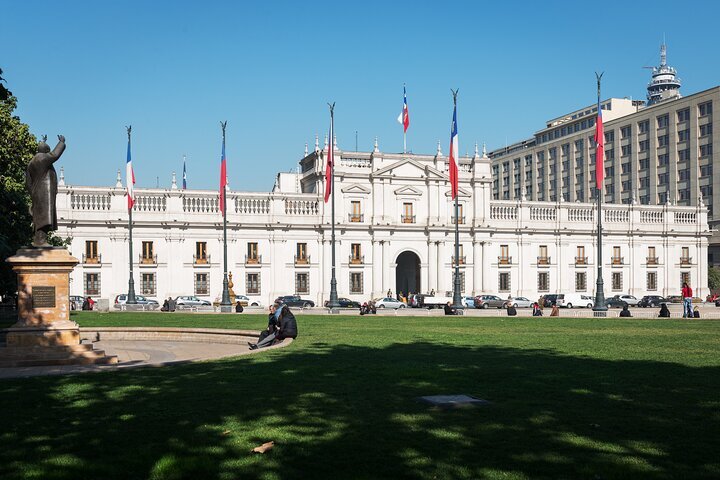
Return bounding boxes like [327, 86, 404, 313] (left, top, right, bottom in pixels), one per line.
[0, 340, 718, 480]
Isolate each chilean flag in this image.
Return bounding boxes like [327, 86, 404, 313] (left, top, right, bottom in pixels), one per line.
[448, 103, 459, 199]
[126, 134, 135, 209]
[324, 121, 333, 203]
[594, 98, 604, 189]
[220, 135, 227, 215]
[397, 85, 410, 133]
[182, 156, 187, 190]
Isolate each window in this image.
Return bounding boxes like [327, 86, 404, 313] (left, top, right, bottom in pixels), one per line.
[350, 272, 363, 294]
[194, 273, 209, 295]
[499, 245, 510, 264]
[639, 158, 650, 170]
[351, 243, 362, 263]
[538, 245, 548, 264]
[498, 272, 510, 292]
[295, 273, 309, 294]
[247, 242, 259, 263]
[678, 149, 690, 161]
[454, 271, 466, 294]
[538, 272, 549, 292]
[621, 162, 631, 174]
[701, 164, 713, 177]
[605, 149, 615, 161]
[85, 240, 99, 263]
[246, 273, 261, 295]
[142, 241, 154, 263]
[605, 166, 615, 177]
[639, 139, 649, 152]
[681, 247, 690, 262]
[639, 176, 650, 188]
[453, 203, 465, 224]
[621, 145, 632, 156]
[700, 123, 713, 137]
[141, 273, 156, 295]
[296, 243, 308, 263]
[85, 273, 100, 296]
[677, 108, 690, 122]
[680, 272, 690, 288]
[700, 143, 713, 157]
[621, 125, 632, 139]
[658, 134, 669, 147]
[612, 246, 622, 264]
[657, 114, 669, 129]
[638, 120, 650, 134]
[658, 153, 669, 166]
[647, 272, 657, 291]
[350, 200, 362, 222]
[604, 130, 615, 143]
[678, 169, 690, 181]
[658, 173, 669, 185]
[195, 242, 208, 263]
[575, 272, 587, 291]
[678, 129, 690, 142]
[402, 203, 414, 223]
[648, 246, 657, 265]
[622, 180, 631, 192]
[699, 102, 712, 116]
[612, 272, 623, 291]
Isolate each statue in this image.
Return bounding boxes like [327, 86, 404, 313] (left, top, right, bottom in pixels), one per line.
[26, 135, 66, 247]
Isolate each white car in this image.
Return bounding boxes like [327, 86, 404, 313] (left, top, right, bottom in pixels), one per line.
[506, 296, 533, 308]
[235, 295, 262, 307]
[175, 295, 212, 308]
[462, 296, 476, 308]
[374, 297, 406, 309]
[616, 294, 640, 307]
[555, 293, 595, 309]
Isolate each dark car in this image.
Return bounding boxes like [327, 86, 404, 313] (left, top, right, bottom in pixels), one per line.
[542, 294, 560, 307]
[665, 295, 683, 304]
[473, 295, 506, 309]
[605, 295, 628, 308]
[639, 295, 667, 308]
[323, 297, 360, 308]
[275, 295, 315, 308]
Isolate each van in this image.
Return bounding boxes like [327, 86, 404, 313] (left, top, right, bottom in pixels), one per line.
[556, 293, 594, 308]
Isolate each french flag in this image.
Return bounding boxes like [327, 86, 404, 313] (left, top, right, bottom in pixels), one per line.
[397, 85, 410, 132]
[448, 103, 459, 199]
[126, 133, 135, 209]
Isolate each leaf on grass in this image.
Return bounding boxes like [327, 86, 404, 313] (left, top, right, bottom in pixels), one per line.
[251, 441, 275, 454]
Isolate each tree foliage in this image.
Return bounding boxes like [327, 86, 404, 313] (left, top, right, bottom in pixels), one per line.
[0, 75, 36, 296]
[709, 267, 720, 292]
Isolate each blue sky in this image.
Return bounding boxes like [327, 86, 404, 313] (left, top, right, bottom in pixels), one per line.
[3, 0, 719, 192]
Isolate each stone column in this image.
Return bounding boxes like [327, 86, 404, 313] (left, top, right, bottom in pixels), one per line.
[472, 240, 481, 296]
[428, 240, 437, 293]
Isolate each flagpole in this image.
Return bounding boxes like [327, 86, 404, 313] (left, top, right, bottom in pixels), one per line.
[126, 126, 137, 305]
[451, 89, 462, 310]
[220, 121, 232, 313]
[403, 131, 406, 154]
[593, 73, 607, 313]
[328, 102, 340, 310]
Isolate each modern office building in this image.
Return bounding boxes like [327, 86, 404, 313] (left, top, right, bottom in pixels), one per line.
[489, 45, 719, 265]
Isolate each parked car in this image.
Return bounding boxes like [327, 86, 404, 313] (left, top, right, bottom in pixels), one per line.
[616, 294, 640, 307]
[373, 297, 406, 309]
[638, 295, 668, 308]
[474, 295, 506, 309]
[174, 295, 212, 308]
[70, 295, 84, 311]
[504, 296, 533, 308]
[555, 293, 595, 309]
[462, 296, 476, 308]
[542, 294, 560, 307]
[275, 295, 315, 308]
[665, 295, 683, 304]
[235, 295, 261, 307]
[605, 295, 638, 308]
[114, 294, 160, 308]
[323, 297, 361, 308]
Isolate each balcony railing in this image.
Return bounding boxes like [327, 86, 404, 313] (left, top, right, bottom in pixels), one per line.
[139, 254, 157, 264]
[680, 256, 692, 265]
[451, 216, 466, 224]
[611, 256, 624, 265]
[82, 254, 101, 264]
[498, 256, 512, 265]
[537, 256, 551, 265]
[575, 256, 588, 265]
[193, 254, 210, 265]
[646, 256, 659, 265]
[348, 213, 364, 223]
[349, 255, 364, 265]
[245, 254, 262, 265]
[294, 255, 310, 265]
[451, 255, 466, 265]
[401, 214, 416, 224]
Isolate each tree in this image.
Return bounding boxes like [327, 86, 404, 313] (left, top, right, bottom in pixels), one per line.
[0, 73, 37, 297]
[709, 266, 720, 292]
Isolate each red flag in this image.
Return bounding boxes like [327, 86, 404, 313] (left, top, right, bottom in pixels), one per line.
[219, 135, 227, 215]
[449, 103, 459, 199]
[397, 85, 410, 133]
[594, 99, 604, 189]
[324, 123, 333, 203]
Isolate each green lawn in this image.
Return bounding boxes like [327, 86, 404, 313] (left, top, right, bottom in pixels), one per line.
[1, 312, 719, 480]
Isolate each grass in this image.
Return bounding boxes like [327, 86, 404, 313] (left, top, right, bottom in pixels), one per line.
[1, 312, 719, 479]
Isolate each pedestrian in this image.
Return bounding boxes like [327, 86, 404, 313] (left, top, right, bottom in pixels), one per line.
[235, 301, 244, 313]
[430, 289, 435, 296]
[161, 298, 169, 312]
[168, 296, 176, 312]
[681, 282, 693, 318]
[619, 304, 632, 317]
[658, 303, 671, 318]
[538, 296, 545, 311]
[387, 289, 392, 298]
[693, 306, 700, 318]
[550, 303, 559, 317]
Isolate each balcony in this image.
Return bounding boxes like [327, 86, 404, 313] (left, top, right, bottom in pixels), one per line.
[401, 214, 416, 224]
[349, 255, 364, 265]
[680, 256, 692, 266]
[611, 256, 624, 265]
[245, 254, 262, 265]
[82, 254, 101, 264]
[451, 255, 466, 265]
[498, 256, 512, 265]
[193, 254, 210, 265]
[139, 254, 157, 265]
[348, 213, 364, 223]
[575, 256, 588, 265]
[646, 256, 659, 265]
[537, 256, 551, 266]
[294, 255, 310, 266]
[450, 216, 466, 224]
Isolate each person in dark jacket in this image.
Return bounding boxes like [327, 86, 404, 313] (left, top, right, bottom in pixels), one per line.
[249, 304, 281, 349]
[658, 303, 671, 318]
[506, 305, 517, 316]
[532, 303, 543, 316]
[444, 302, 457, 316]
[235, 301, 244, 313]
[250, 303, 298, 349]
[277, 305, 298, 340]
[619, 304, 632, 317]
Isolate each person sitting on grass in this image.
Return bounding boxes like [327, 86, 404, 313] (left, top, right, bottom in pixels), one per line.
[249, 304, 298, 350]
[532, 302, 543, 316]
[444, 301, 457, 316]
[619, 303, 632, 317]
[550, 303, 560, 317]
[235, 301, 244, 313]
[693, 306, 700, 318]
[506, 304, 517, 316]
[658, 303, 671, 318]
[249, 303, 281, 349]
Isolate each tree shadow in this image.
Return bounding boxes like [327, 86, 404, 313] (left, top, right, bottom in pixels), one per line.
[0, 339, 718, 479]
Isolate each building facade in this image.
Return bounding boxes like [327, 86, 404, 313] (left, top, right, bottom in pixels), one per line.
[56, 141, 710, 306]
[489, 46, 719, 266]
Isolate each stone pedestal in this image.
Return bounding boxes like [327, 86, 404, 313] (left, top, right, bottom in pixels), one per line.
[0, 247, 117, 367]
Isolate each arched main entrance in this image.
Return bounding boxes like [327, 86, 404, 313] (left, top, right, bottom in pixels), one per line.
[395, 251, 421, 296]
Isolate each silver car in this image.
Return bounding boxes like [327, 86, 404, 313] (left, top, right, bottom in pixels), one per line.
[175, 296, 212, 308]
[374, 297, 406, 309]
[506, 296, 533, 308]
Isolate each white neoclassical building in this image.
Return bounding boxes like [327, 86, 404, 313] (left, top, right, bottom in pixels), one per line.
[56, 140, 711, 305]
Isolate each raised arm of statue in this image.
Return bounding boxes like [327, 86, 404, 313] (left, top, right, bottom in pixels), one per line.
[48, 135, 66, 162]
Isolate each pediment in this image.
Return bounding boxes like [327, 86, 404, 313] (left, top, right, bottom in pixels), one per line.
[444, 187, 472, 198]
[394, 185, 423, 196]
[341, 184, 371, 194]
[373, 158, 446, 180]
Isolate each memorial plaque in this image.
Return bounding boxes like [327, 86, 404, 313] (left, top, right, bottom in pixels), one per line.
[32, 286, 56, 308]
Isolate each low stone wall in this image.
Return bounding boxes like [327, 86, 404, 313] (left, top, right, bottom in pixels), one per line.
[80, 327, 259, 344]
